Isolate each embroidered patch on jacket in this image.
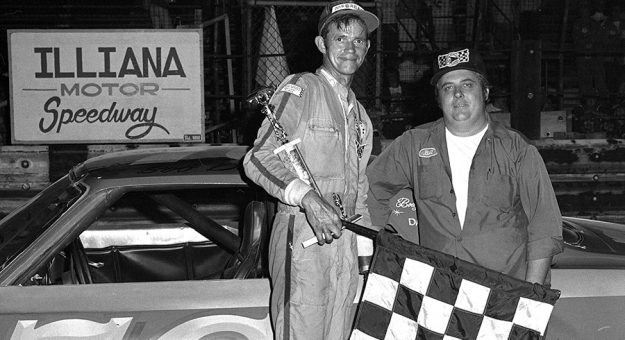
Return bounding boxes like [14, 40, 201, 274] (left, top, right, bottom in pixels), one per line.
[281, 84, 303, 97]
[395, 197, 416, 212]
[418, 148, 438, 158]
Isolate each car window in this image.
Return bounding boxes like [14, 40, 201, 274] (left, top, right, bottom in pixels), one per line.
[81, 188, 247, 247]
[29, 186, 266, 285]
[0, 177, 84, 270]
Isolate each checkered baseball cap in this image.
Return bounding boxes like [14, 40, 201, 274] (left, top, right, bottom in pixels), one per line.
[430, 47, 487, 85]
[318, 0, 379, 35]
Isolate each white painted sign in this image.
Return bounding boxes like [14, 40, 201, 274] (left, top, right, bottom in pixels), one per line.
[8, 29, 205, 144]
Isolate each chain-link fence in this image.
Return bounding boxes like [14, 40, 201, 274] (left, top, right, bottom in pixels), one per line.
[239, 1, 550, 137]
[242, 1, 507, 138]
[245, 1, 382, 110]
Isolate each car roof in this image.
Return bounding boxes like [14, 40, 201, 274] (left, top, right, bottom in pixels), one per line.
[70, 144, 250, 186]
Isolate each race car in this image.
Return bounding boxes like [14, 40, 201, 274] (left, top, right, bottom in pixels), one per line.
[0, 144, 624, 339]
[0, 145, 274, 339]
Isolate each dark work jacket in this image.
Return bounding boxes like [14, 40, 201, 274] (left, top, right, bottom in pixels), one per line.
[366, 117, 564, 280]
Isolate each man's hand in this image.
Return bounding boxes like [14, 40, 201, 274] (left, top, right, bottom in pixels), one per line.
[301, 190, 343, 245]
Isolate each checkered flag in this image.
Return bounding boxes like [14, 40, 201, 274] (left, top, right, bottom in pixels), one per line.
[351, 231, 561, 339]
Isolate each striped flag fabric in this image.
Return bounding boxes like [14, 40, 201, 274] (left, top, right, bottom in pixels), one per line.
[351, 230, 561, 340]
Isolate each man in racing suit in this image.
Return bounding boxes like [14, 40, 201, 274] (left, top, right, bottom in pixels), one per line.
[243, 1, 378, 339]
[367, 47, 563, 284]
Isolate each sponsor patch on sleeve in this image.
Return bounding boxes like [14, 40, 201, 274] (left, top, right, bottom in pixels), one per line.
[280, 84, 303, 97]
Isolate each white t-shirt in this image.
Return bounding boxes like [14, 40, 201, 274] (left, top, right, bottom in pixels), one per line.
[445, 125, 488, 228]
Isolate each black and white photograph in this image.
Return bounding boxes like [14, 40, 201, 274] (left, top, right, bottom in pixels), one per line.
[0, 1, 623, 339]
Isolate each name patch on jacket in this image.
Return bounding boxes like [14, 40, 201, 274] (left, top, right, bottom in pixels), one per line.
[281, 84, 303, 97]
[418, 147, 438, 158]
[387, 188, 419, 245]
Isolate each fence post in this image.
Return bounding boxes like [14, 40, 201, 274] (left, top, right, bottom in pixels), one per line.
[243, 0, 253, 104]
[375, 0, 383, 109]
[511, 40, 542, 139]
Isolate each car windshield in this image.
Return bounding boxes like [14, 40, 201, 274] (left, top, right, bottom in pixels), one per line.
[0, 176, 84, 268]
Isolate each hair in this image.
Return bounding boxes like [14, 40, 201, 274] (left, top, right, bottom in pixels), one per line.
[320, 13, 369, 38]
[434, 71, 490, 102]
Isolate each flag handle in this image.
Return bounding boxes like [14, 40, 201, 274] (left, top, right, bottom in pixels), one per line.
[301, 214, 378, 248]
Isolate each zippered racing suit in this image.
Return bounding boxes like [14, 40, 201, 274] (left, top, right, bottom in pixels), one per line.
[244, 68, 373, 340]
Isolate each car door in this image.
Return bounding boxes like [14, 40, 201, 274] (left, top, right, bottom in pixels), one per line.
[0, 183, 273, 339]
[547, 217, 625, 339]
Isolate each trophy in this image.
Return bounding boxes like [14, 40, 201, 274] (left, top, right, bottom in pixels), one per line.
[247, 86, 376, 248]
[247, 86, 320, 193]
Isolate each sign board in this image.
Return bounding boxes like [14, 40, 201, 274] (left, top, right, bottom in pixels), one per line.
[8, 29, 204, 144]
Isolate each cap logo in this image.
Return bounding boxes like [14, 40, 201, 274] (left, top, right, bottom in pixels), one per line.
[438, 48, 470, 69]
[332, 3, 364, 13]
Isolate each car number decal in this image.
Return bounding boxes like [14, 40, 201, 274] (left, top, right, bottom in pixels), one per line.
[9, 314, 272, 339]
[11, 318, 133, 339]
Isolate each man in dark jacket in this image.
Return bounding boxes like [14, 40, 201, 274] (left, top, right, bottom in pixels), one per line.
[367, 47, 563, 284]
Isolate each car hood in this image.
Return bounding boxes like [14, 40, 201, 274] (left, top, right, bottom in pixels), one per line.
[554, 217, 625, 268]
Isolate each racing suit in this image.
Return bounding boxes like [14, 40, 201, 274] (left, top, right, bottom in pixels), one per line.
[367, 117, 563, 281]
[243, 68, 373, 340]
